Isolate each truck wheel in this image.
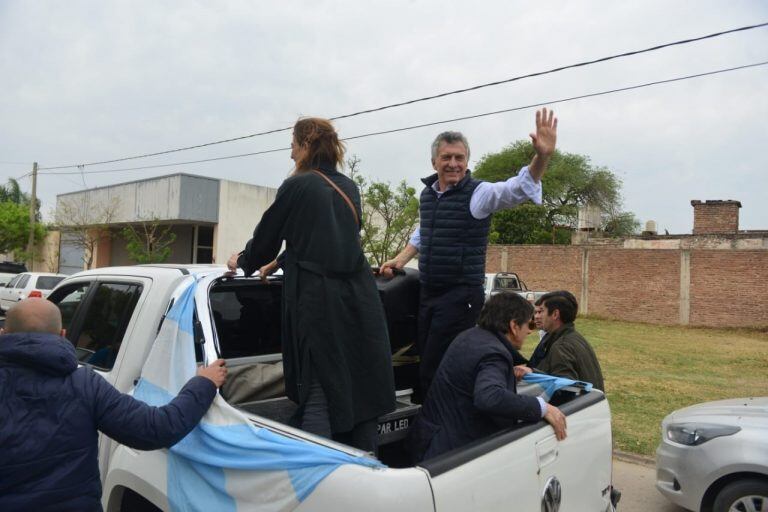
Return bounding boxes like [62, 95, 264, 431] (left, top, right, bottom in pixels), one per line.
[712, 478, 768, 512]
[121, 489, 161, 512]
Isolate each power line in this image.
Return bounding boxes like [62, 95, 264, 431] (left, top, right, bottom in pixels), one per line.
[37, 60, 768, 177]
[37, 21, 768, 172]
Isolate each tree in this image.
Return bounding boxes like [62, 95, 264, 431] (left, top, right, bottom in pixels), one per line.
[346, 156, 420, 267]
[0, 178, 26, 204]
[0, 178, 41, 220]
[473, 140, 639, 243]
[121, 219, 177, 264]
[0, 201, 46, 255]
[54, 197, 121, 269]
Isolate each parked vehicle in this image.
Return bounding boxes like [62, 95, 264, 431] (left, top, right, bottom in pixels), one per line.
[0, 273, 17, 288]
[483, 271, 547, 303]
[45, 264, 617, 511]
[0, 261, 27, 289]
[0, 261, 27, 274]
[656, 397, 768, 512]
[0, 272, 67, 312]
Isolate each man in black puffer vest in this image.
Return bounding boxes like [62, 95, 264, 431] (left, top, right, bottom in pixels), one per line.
[382, 108, 558, 398]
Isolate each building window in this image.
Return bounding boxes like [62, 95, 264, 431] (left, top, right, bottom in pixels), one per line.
[193, 225, 214, 264]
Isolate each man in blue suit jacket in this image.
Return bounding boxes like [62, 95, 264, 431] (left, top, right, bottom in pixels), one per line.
[0, 298, 228, 512]
[412, 293, 567, 462]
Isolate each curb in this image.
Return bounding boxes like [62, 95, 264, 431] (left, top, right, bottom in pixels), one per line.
[613, 450, 655, 467]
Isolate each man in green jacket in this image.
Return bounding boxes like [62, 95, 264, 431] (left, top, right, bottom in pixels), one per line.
[530, 291, 605, 391]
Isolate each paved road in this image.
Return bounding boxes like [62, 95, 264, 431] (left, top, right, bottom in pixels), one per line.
[613, 457, 687, 512]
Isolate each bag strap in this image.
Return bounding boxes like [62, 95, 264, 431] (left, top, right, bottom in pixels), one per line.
[311, 170, 360, 227]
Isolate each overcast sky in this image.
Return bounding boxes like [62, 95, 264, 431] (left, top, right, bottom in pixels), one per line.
[1, 1, 767, 235]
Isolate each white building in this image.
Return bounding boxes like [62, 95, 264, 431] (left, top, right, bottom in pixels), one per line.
[55, 173, 277, 273]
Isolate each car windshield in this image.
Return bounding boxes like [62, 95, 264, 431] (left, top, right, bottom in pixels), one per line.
[35, 276, 65, 290]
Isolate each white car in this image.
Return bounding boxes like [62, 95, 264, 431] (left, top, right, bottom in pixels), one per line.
[656, 397, 768, 512]
[0, 272, 67, 312]
[0, 273, 18, 288]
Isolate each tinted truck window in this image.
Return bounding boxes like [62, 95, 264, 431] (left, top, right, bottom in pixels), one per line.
[209, 280, 282, 359]
[76, 283, 143, 370]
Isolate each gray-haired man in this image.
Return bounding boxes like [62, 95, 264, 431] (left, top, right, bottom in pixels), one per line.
[381, 108, 558, 399]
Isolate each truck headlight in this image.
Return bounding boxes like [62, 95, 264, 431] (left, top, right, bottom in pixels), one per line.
[665, 423, 740, 446]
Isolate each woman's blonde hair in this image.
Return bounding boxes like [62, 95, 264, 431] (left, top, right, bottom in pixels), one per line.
[292, 117, 346, 172]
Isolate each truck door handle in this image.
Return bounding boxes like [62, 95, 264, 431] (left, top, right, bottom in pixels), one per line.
[536, 435, 559, 469]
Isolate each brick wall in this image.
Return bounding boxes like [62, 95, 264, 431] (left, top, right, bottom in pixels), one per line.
[689, 250, 768, 327]
[691, 200, 740, 235]
[486, 245, 767, 328]
[487, 245, 583, 295]
[588, 249, 680, 325]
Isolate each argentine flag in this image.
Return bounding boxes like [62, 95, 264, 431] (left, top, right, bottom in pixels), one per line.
[134, 277, 383, 511]
[520, 372, 594, 400]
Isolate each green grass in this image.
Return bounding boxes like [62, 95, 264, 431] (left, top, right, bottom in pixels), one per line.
[521, 318, 768, 456]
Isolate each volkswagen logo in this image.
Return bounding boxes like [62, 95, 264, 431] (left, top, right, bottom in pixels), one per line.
[541, 476, 562, 512]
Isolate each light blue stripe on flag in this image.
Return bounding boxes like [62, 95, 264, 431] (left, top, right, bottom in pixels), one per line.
[522, 373, 593, 401]
[132, 274, 386, 511]
[164, 280, 196, 336]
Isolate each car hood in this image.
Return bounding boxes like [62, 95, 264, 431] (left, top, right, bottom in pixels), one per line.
[665, 397, 768, 429]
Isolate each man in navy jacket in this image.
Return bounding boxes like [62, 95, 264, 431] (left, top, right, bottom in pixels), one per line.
[411, 293, 566, 462]
[0, 298, 227, 511]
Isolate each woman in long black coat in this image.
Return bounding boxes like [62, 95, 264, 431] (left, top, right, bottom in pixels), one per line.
[228, 117, 395, 452]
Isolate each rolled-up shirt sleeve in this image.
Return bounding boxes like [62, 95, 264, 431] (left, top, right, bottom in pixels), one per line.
[470, 166, 542, 220]
[409, 227, 420, 251]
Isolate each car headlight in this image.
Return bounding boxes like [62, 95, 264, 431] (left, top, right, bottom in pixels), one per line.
[665, 423, 741, 446]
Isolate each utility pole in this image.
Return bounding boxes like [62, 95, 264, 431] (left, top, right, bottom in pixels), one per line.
[26, 162, 38, 270]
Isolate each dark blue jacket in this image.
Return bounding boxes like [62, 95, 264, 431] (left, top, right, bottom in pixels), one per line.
[418, 171, 491, 288]
[0, 332, 216, 512]
[411, 326, 542, 461]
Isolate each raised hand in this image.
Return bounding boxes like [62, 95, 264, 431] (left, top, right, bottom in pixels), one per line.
[529, 108, 558, 158]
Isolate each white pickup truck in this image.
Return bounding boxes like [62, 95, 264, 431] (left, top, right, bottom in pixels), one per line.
[483, 272, 548, 304]
[45, 264, 617, 511]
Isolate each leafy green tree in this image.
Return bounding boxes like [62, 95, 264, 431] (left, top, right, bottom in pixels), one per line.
[473, 140, 639, 243]
[0, 201, 46, 255]
[0, 179, 26, 204]
[121, 220, 177, 264]
[346, 156, 420, 267]
[0, 178, 43, 220]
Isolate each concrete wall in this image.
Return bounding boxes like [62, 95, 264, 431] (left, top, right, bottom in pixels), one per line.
[214, 180, 278, 264]
[56, 174, 219, 224]
[486, 244, 768, 328]
[28, 230, 61, 273]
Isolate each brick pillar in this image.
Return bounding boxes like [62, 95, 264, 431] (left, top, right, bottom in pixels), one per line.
[691, 200, 741, 234]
